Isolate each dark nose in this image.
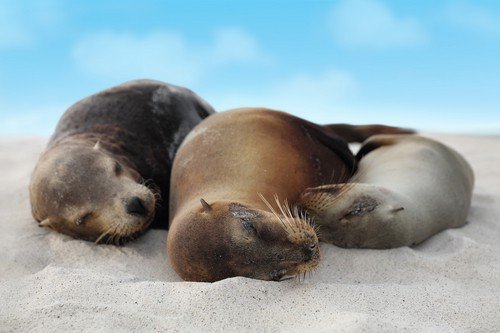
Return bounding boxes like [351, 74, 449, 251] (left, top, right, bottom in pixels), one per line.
[304, 243, 319, 262]
[125, 196, 148, 216]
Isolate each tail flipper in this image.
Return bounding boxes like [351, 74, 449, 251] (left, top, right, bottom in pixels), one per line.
[322, 124, 415, 143]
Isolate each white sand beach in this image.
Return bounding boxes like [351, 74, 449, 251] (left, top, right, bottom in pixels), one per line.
[0, 134, 499, 332]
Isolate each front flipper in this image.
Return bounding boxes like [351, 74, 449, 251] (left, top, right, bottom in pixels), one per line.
[299, 183, 413, 249]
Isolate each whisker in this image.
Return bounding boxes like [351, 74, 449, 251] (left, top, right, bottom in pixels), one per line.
[258, 193, 289, 232]
[114, 232, 121, 246]
[275, 194, 294, 232]
[95, 228, 111, 244]
[283, 198, 299, 230]
[140, 178, 163, 205]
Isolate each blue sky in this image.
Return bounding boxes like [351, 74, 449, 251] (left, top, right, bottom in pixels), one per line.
[1, 0, 499, 135]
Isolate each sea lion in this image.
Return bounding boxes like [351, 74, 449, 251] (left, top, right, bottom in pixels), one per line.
[300, 134, 474, 248]
[30, 79, 214, 244]
[167, 108, 414, 282]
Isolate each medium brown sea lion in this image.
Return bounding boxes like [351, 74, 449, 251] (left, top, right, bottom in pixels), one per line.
[167, 108, 413, 282]
[300, 134, 474, 248]
[30, 80, 214, 244]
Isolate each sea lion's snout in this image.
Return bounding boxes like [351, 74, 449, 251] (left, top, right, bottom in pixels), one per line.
[124, 196, 148, 216]
[304, 242, 320, 262]
[122, 183, 157, 220]
[270, 269, 287, 281]
[269, 241, 320, 282]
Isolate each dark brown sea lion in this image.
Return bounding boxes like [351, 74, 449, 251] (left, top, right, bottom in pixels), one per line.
[167, 108, 414, 282]
[30, 79, 214, 244]
[300, 134, 474, 248]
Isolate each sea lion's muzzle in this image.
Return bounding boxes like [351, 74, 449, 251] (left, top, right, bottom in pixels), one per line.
[270, 269, 287, 281]
[304, 243, 320, 262]
[124, 196, 148, 216]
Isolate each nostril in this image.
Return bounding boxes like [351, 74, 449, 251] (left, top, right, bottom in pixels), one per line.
[125, 196, 147, 216]
[304, 243, 319, 261]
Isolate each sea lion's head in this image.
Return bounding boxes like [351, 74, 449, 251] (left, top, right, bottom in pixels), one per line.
[30, 141, 156, 244]
[300, 183, 407, 248]
[167, 198, 320, 282]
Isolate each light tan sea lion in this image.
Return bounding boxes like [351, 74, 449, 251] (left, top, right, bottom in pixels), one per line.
[300, 134, 474, 248]
[30, 80, 214, 244]
[167, 108, 413, 282]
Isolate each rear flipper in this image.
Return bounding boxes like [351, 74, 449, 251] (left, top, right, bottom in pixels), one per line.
[322, 124, 415, 143]
[299, 183, 418, 248]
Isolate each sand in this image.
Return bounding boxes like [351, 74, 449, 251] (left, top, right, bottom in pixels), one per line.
[0, 134, 499, 332]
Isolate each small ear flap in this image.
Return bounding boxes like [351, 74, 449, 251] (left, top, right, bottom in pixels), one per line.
[200, 198, 212, 212]
[38, 218, 53, 228]
[93, 141, 102, 150]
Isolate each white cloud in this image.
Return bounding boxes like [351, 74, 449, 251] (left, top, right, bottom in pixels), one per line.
[0, 0, 64, 48]
[208, 70, 500, 133]
[72, 28, 269, 86]
[212, 77, 500, 132]
[329, 0, 426, 48]
[209, 69, 358, 124]
[445, 2, 500, 36]
[73, 32, 201, 85]
[211, 28, 271, 64]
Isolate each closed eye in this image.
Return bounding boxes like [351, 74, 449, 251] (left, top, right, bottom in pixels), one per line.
[241, 219, 257, 233]
[76, 212, 92, 226]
